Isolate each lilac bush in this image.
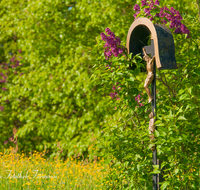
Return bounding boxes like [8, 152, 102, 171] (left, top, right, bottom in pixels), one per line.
[133, 0, 190, 38]
[99, 0, 191, 109]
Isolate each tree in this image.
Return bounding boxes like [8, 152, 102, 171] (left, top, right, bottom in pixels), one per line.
[0, 0, 199, 170]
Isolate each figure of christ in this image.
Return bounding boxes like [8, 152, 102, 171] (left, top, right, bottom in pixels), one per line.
[149, 112, 155, 151]
[142, 48, 155, 103]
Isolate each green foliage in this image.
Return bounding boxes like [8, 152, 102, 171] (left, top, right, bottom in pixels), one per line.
[0, 0, 136, 157]
[92, 0, 200, 189]
[0, 0, 199, 189]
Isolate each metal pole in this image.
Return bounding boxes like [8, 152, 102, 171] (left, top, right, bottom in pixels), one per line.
[152, 56, 157, 190]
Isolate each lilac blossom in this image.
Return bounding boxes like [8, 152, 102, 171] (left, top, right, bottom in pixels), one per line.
[0, 73, 7, 79]
[154, 0, 159, 5]
[181, 24, 189, 34]
[4, 140, 8, 144]
[134, 4, 140, 12]
[110, 92, 118, 99]
[133, 12, 140, 19]
[0, 106, 4, 112]
[0, 79, 6, 83]
[9, 136, 14, 141]
[110, 83, 121, 100]
[10, 56, 15, 63]
[174, 27, 182, 34]
[135, 94, 144, 107]
[100, 33, 107, 41]
[100, 28, 125, 60]
[132, 0, 190, 38]
[141, 0, 148, 6]
[144, 8, 150, 16]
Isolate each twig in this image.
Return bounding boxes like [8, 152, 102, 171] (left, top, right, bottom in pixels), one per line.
[157, 71, 176, 98]
[123, 116, 138, 130]
[134, 111, 141, 124]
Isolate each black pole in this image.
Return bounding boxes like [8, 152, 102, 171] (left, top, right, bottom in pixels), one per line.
[152, 61, 157, 190]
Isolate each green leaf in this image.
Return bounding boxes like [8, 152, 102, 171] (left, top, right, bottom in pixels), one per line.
[177, 116, 187, 120]
[161, 181, 170, 190]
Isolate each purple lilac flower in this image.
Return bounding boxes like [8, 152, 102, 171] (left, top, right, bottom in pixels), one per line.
[139, 103, 144, 107]
[9, 136, 14, 141]
[0, 79, 6, 83]
[110, 83, 121, 101]
[135, 94, 144, 107]
[3, 65, 8, 70]
[116, 36, 121, 42]
[0, 106, 4, 112]
[134, 4, 140, 12]
[105, 27, 115, 37]
[137, 2, 190, 38]
[0, 73, 7, 79]
[118, 48, 123, 54]
[174, 27, 182, 34]
[149, 2, 154, 9]
[161, 19, 167, 24]
[110, 92, 118, 99]
[141, 0, 148, 6]
[181, 24, 189, 34]
[166, 13, 172, 21]
[4, 140, 8, 144]
[10, 56, 15, 63]
[2, 88, 8, 91]
[150, 16, 154, 21]
[159, 9, 166, 17]
[170, 7, 176, 15]
[15, 60, 20, 66]
[100, 33, 107, 41]
[170, 20, 181, 29]
[174, 10, 183, 20]
[106, 51, 112, 58]
[164, 7, 170, 11]
[144, 8, 151, 16]
[133, 12, 139, 19]
[154, 0, 160, 6]
[100, 28, 125, 60]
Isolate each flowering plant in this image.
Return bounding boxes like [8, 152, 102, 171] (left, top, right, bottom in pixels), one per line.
[92, 0, 199, 189]
[94, 27, 148, 113]
[133, 0, 190, 38]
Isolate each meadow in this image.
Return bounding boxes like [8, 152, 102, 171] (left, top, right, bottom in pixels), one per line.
[0, 146, 108, 190]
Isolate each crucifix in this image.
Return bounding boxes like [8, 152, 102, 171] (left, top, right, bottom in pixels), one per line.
[143, 38, 158, 189]
[126, 17, 177, 190]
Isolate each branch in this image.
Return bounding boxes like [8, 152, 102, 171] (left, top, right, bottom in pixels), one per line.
[157, 71, 176, 98]
[134, 111, 141, 124]
[123, 116, 138, 129]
